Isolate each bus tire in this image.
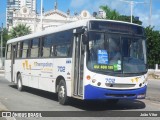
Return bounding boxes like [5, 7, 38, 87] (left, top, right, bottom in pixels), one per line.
[58, 80, 68, 105]
[17, 74, 23, 91]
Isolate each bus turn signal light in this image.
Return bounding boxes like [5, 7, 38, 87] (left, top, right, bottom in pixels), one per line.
[86, 75, 91, 80]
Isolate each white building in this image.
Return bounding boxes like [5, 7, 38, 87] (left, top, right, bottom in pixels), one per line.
[12, 1, 94, 33]
[6, 0, 36, 29]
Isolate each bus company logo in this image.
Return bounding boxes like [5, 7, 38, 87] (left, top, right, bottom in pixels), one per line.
[34, 62, 53, 68]
[22, 60, 32, 70]
[131, 77, 140, 83]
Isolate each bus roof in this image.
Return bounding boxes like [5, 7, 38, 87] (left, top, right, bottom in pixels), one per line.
[7, 19, 142, 44]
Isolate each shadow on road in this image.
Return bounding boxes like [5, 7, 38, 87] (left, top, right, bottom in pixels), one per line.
[9, 85, 146, 111]
[68, 98, 146, 111]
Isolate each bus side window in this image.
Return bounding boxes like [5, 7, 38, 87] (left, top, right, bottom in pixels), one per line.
[55, 44, 70, 57]
[42, 35, 53, 57]
[22, 40, 29, 58]
[30, 38, 39, 58]
[51, 46, 55, 57]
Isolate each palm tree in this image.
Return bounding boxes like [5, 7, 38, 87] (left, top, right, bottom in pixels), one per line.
[10, 24, 31, 38]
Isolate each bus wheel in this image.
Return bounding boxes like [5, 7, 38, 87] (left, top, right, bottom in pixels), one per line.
[17, 74, 23, 91]
[58, 80, 68, 105]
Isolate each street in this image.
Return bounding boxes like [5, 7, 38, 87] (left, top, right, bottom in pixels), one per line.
[0, 76, 160, 120]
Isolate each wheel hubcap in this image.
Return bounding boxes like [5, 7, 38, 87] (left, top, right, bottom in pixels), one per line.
[18, 79, 21, 88]
[59, 86, 65, 98]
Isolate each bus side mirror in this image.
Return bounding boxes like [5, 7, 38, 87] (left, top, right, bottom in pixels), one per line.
[82, 33, 88, 45]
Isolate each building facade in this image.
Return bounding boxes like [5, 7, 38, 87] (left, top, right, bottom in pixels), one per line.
[6, 0, 36, 29]
[7, 1, 106, 33]
[12, 1, 94, 33]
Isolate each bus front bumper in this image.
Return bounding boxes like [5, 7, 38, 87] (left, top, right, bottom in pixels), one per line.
[84, 85, 147, 100]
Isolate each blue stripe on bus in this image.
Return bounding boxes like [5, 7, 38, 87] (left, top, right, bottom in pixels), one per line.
[84, 85, 147, 100]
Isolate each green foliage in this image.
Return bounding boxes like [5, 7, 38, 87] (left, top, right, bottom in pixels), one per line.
[145, 26, 160, 68]
[100, 5, 142, 25]
[2, 28, 10, 46]
[0, 28, 10, 57]
[119, 15, 142, 25]
[10, 24, 31, 38]
[100, 6, 120, 20]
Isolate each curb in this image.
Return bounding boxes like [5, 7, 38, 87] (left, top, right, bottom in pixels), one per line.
[0, 101, 16, 120]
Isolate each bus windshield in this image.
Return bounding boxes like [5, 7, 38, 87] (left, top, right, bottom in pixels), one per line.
[87, 31, 147, 75]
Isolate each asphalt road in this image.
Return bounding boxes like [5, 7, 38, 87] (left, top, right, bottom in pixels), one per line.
[146, 79, 160, 102]
[0, 76, 160, 120]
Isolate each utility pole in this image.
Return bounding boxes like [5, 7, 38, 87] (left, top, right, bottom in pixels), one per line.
[130, 1, 133, 23]
[149, 0, 152, 26]
[120, 0, 146, 23]
[40, 0, 43, 30]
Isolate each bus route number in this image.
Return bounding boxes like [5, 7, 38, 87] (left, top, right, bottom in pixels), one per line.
[58, 66, 65, 72]
[105, 78, 115, 84]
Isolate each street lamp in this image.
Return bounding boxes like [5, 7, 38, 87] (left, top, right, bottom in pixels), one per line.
[120, 0, 146, 23]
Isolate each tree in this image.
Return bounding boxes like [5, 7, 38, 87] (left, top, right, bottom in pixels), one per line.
[10, 24, 31, 38]
[0, 28, 10, 57]
[145, 26, 160, 68]
[100, 5, 120, 20]
[2, 28, 10, 46]
[119, 15, 142, 25]
[100, 5, 142, 25]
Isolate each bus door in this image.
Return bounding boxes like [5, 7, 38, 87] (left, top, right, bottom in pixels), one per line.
[72, 34, 84, 97]
[11, 44, 16, 82]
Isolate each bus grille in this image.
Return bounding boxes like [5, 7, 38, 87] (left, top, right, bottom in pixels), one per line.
[105, 83, 136, 88]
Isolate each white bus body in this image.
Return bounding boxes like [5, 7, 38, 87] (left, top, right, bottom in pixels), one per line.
[5, 19, 148, 104]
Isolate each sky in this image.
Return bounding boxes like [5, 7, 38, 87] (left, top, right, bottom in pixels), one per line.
[0, 0, 160, 30]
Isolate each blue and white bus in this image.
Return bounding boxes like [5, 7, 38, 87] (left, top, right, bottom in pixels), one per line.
[5, 19, 148, 105]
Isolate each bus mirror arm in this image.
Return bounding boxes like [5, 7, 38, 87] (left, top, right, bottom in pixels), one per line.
[82, 31, 88, 45]
[82, 34, 88, 45]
